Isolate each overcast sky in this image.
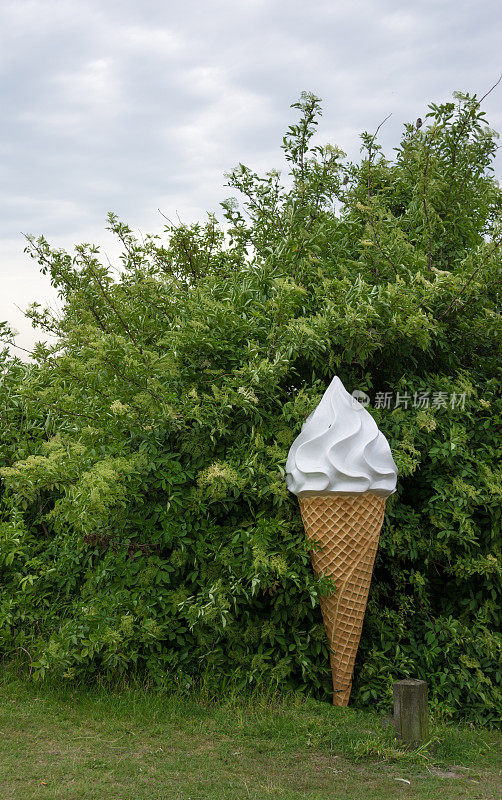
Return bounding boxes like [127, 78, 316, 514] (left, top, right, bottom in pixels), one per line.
[1, 0, 501, 356]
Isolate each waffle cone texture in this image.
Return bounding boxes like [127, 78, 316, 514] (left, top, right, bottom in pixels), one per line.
[298, 494, 386, 706]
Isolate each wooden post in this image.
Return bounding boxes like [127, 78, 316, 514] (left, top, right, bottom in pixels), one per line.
[393, 679, 429, 748]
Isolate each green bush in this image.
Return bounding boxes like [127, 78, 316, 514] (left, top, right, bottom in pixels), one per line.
[0, 92, 500, 725]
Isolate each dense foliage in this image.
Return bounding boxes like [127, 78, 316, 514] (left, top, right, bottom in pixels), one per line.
[0, 92, 500, 725]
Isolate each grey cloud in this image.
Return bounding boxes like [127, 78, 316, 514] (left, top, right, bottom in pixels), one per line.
[1, 0, 501, 353]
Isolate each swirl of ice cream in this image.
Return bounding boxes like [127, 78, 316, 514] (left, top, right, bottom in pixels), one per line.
[286, 377, 398, 497]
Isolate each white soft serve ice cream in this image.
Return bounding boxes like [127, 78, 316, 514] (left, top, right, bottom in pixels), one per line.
[286, 376, 398, 497]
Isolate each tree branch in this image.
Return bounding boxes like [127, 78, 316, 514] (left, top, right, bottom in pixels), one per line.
[437, 238, 501, 319]
[367, 114, 392, 200]
[478, 73, 502, 105]
[422, 136, 433, 270]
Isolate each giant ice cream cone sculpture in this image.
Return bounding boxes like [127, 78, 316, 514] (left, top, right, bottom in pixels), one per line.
[286, 377, 397, 706]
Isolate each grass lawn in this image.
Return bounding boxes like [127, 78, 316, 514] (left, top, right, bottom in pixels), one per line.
[0, 673, 500, 800]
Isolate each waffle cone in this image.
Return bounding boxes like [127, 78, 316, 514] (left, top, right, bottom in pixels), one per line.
[298, 494, 386, 706]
